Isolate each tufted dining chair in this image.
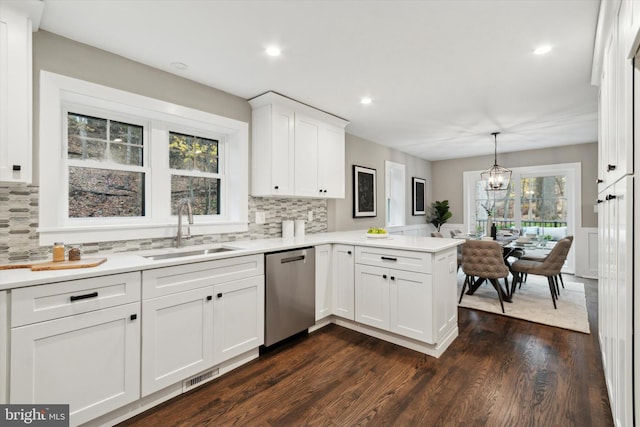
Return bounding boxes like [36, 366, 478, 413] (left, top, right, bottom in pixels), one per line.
[449, 229, 463, 238]
[459, 240, 510, 313]
[509, 238, 573, 309]
[518, 236, 573, 291]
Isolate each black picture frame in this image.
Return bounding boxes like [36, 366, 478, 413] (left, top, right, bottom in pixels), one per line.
[412, 177, 426, 216]
[353, 165, 377, 217]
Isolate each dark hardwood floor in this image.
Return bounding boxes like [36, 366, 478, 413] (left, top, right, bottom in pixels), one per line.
[119, 276, 612, 426]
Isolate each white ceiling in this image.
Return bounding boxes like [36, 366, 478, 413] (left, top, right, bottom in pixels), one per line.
[39, 0, 601, 161]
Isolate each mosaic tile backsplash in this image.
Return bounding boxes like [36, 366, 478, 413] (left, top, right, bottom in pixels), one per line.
[0, 186, 328, 264]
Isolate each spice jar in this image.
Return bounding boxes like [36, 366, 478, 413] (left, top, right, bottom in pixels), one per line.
[53, 242, 65, 262]
[68, 245, 81, 261]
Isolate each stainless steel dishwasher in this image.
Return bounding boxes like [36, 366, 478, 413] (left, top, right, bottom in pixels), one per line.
[264, 247, 315, 347]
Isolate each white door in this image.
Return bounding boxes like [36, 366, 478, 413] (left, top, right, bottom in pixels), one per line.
[141, 287, 214, 396]
[332, 244, 354, 320]
[318, 124, 345, 198]
[10, 303, 140, 426]
[294, 114, 320, 197]
[315, 244, 332, 320]
[271, 104, 295, 195]
[213, 276, 264, 365]
[355, 264, 389, 330]
[389, 270, 432, 343]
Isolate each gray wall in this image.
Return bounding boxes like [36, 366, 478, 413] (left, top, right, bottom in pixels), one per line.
[328, 133, 432, 231]
[430, 142, 599, 228]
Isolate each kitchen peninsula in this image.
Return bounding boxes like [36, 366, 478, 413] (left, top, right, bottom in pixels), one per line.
[0, 231, 460, 426]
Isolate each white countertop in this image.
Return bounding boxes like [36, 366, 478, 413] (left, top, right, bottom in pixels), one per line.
[0, 230, 461, 290]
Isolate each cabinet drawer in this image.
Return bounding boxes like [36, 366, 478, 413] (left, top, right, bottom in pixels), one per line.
[11, 272, 141, 327]
[355, 246, 431, 274]
[143, 254, 264, 299]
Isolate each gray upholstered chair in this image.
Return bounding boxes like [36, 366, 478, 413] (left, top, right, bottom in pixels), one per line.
[509, 238, 573, 309]
[459, 240, 510, 313]
[519, 235, 573, 290]
[431, 231, 443, 238]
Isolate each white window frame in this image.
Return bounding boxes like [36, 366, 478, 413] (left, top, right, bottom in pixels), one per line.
[39, 71, 248, 245]
[463, 162, 581, 273]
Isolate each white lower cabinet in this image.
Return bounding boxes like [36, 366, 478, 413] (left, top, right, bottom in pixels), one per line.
[389, 269, 433, 342]
[355, 264, 433, 343]
[315, 244, 332, 320]
[332, 244, 354, 320]
[213, 276, 264, 365]
[355, 264, 390, 330]
[354, 246, 457, 347]
[10, 303, 141, 426]
[141, 286, 214, 396]
[141, 254, 264, 397]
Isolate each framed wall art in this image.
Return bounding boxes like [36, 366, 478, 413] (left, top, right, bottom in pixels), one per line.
[353, 165, 377, 217]
[412, 177, 426, 216]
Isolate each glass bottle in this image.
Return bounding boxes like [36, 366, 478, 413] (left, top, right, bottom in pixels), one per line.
[53, 242, 65, 262]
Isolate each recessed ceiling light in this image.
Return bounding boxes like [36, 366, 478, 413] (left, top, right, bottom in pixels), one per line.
[533, 45, 552, 55]
[266, 46, 281, 57]
[170, 62, 188, 71]
[361, 97, 372, 105]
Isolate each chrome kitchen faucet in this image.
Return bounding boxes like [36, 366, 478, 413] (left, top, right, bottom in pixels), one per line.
[176, 198, 194, 248]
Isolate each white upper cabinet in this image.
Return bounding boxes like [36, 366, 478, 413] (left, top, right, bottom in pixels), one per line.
[249, 92, 348, 198]
[0, 1, 42, 185]
[597, 0, 634, 188]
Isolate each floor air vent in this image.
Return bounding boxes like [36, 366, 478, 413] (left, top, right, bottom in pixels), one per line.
[183, 368, 218, 392]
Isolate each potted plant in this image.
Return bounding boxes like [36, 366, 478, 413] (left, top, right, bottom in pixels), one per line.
[428, 200, 452, 232]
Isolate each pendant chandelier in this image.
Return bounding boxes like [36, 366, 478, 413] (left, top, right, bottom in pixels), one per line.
[481, 132, 511, 191]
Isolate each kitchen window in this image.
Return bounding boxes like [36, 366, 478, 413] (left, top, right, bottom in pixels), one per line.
[39, 71, 248, 245]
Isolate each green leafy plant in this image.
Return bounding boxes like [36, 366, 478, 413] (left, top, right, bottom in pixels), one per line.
[428, 200, 452, 232]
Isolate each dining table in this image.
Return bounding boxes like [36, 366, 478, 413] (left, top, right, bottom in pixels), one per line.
[458, 234, 554, 301]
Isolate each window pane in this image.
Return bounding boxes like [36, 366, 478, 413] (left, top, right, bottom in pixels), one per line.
[520, 176, 567, 228]
[169, 132, 218, 173]
[171, 175, 220, 215]
[67, 112, 143, 166]
[474, 181, 514, 229]
[69, 166, 145, 217]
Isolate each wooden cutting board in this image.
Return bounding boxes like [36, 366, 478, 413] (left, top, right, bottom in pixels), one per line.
[0, 258, 107, 271]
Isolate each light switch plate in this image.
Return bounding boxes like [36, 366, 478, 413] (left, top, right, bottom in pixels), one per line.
[255, 212, 266, 224]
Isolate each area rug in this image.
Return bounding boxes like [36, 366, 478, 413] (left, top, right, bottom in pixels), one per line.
[457, 273, 590, 334]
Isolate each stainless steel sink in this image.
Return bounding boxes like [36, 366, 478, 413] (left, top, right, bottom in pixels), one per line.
[143, 247, 238, 261]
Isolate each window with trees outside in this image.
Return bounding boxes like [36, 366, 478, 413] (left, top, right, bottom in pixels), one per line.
[39, 71, 248, 245]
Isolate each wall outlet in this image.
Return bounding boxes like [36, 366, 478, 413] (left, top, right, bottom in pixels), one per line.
[255, 211, 266, 224]
[307, 211, 313, 221]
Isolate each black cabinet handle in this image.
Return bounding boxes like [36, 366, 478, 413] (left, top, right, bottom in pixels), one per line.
[390, 276, 395, 281]
[70, 292, 98, 302]
[274, 185, 279, 190]
[597, 199, 603, 204]
[130, 314, 137, 321]
[217, 293, 223, 299]
[383, 274, 387, 279]
[12, 165, 21, 171]
[347, 251, 352, 255]
[206, 295, 213, 301]
[607, 164, 616, 172]
[597, 178, 603, 184]
[606, 194, 617, 200]
[381, 256, 397, 262]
